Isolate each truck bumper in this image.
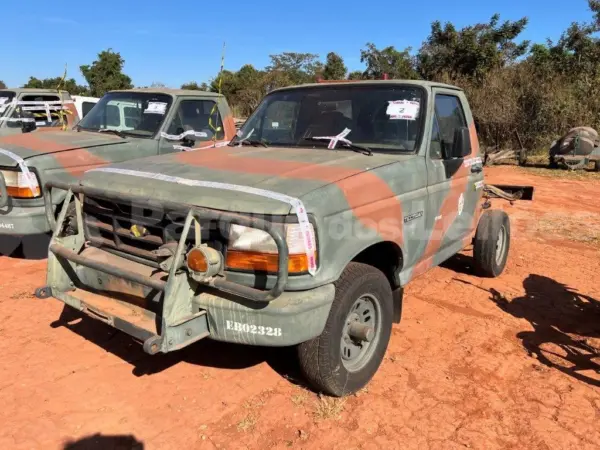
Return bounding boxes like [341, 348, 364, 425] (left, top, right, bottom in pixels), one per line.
[48, 246, 335, 351]
[0, 204, 52, 235]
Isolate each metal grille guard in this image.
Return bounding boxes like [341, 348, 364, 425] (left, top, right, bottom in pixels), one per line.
[43, 180, 290, 303]
[0, 172, 8, 208]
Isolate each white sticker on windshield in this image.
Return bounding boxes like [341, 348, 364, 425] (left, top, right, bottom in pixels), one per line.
[272, 121, 279, 129]
[144, 102, 167, 115]
[386, 100, 420, 121]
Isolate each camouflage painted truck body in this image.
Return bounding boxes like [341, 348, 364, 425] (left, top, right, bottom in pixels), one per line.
[43, 80, 524, 396]
[0, 88, 235, 235]
[0, 88, 80, 136]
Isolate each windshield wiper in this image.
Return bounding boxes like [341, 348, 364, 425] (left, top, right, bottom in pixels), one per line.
[98, 129, 127, 139]
[305, 137, 373, 156]
[227, 137, 269, 147]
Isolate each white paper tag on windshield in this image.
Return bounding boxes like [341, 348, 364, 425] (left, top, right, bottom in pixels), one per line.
[144, 102, 167, 115]
[386, 100, 420, 121]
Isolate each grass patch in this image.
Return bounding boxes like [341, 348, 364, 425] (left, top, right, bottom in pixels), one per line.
[291, 392, 308, 407]
[535, 212, 600, 246]
[520, 166, 600, 181]
[237, 413, 257, 432]
[313, 394, 346, 421]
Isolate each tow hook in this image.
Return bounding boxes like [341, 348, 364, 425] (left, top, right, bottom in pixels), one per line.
[34, 286, 52, 299]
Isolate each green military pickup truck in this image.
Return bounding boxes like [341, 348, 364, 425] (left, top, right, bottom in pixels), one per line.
[0, 88, 81, 136]
[0, 88, 235, 246]
[40, 80, 532, 396]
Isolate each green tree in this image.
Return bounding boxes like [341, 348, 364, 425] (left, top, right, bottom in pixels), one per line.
[180, 81, 209, 90]
[360, 43, 419, 80]
[322, 52, 347, 80]
[347, 71, 363, 80]
[22, 76, 88, 95]
[529, 0, 600, 79]
[234, 65, 267, 115]
[0, 80, 6, 89]
[266, 52, 322, 84]
[417, 14, 529, 80]
[209, 69, 239, 98]
[80, 49, 133, 97]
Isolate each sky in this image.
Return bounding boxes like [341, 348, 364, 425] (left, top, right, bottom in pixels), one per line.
[1, 0, 595, 89]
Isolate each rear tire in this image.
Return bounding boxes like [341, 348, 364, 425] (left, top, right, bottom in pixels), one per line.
[473, 210, 511, 278]
[297, 263, 393, 397]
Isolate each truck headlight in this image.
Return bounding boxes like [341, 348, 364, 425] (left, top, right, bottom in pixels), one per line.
[0, 169, 41, 198]
[226, 223, 316, 274]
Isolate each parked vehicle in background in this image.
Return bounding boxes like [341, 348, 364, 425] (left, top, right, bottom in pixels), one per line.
[72, 95, 99, 119]
[0, 88, 236, 243]
[41, 80, 533, 396]
[0, 88, 79, 136]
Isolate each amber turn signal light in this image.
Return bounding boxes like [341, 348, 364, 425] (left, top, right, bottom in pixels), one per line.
[187, 247, 208, 273]
[226, 250, 309, 274]
[6, 186, 40, 198]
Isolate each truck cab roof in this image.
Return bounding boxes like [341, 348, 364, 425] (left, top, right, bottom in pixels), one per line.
[0, 88, 73, 99]
[272, 79, 463, 93]
[108, 88, 224, 98]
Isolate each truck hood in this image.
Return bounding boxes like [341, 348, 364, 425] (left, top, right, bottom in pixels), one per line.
[0, 130, 129, 167]
[80, 146, 412, 215]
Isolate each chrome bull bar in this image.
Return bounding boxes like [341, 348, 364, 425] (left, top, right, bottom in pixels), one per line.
[43, 180, 290, 303]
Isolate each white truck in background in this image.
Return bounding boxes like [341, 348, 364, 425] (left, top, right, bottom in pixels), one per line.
[72, 96, 99, 119]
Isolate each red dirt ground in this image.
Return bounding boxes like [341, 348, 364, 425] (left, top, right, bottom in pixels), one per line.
[0, 166, 599, 450]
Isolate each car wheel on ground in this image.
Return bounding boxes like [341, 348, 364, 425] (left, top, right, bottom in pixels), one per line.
[297, 262, 393, 396]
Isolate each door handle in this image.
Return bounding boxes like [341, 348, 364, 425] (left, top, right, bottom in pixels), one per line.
[471, 165, 483, 173]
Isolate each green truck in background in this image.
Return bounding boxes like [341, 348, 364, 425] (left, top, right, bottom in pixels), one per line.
[0, 88, 81, 136]
[0, 88, 236, 249]
[40, 80, 532, 396]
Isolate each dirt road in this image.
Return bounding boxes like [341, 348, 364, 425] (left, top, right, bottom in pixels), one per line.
[0, 166, 598, 450]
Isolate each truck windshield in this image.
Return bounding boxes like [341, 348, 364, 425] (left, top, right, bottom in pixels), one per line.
[0, 91, 16, 118]
[77, 92, 173, 138]
[237, 85, 425, 153]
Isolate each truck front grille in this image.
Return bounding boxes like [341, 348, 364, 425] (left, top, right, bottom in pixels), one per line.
[83, 196, 227, 263]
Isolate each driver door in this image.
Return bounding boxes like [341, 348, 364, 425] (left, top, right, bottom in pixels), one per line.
[422, 89, 482, 264]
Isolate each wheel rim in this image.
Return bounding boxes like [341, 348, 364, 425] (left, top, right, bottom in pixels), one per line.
[495, 225, 507, 265]
[340, 294, 381, 372]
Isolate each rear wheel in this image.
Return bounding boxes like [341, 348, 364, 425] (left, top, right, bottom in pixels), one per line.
[473, 210, 511, 277]
[297, 263, 393, 396]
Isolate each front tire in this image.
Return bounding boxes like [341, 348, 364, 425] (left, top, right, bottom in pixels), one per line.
[297, 263, 393, 397]
[473, 210, 511, 277]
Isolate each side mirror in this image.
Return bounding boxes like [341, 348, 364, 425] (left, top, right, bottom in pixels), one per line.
[20, 110, 37, 133]
[21, 119, 37, 133]
[451, 127, 471, 158]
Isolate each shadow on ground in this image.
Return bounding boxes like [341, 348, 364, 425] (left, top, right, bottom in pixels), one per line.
[0, 234, 50, 260]
[440, 253, 475, 276]
[63, 433, 144, 449]
[491, 274, 600, 387]
[51, 305, 308, 388]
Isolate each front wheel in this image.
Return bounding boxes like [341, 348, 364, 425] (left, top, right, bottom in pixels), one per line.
[297, 263, 393, 396]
